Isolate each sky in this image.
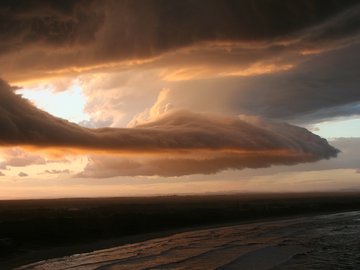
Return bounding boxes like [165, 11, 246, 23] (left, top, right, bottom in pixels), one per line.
[0, 0, 359, 199]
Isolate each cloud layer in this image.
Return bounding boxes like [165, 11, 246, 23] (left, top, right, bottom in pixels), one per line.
[0, 78, 339, 176]
[1, 0, 360, 128]
[78, 113, 340, 177]
[1, 0, 357, 56]
[1, 0, 360, 82]
[0, 147, 45, 169]
[78, 149, 334, 178]
[2, 0, 353, 178]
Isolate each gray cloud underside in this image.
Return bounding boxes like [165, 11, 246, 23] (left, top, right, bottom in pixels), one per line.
[0, 0, 358, 56]
[231, 43, 360, 122]
[77, 151, 333, 178]
[144, 2, 360, 123]
[1, 0, 360, 81]
[219, 138, 360, 179]
[157, 40, 360, 124]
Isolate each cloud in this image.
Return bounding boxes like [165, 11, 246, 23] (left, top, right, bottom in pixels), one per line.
[241, 42, 360, 122]
[0, 79, 337, 154]
[299, 3, 360, 45]
[1, 0, 360, 82]
[44, 169, 70, 174]
[78, 112, 342, 177]
[77, 111, 340, 177]
[1, 1, 360, 128]
[0, 147, 46, 169]
[77, 149, 333, 178]
[78, 70, 163, 127]
[0, 0, 104, 53]
[149, 41, 360, 124]
[0, 78, 339, 177]
[225, 137, 360, 178]
[1, 0, 354, 55]
[294, 102, 360, 124]
[18, 172, 28, 177]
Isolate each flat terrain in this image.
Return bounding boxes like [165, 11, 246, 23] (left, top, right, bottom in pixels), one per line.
[1, 192, 360, 269]
[17, 210, 360, 269]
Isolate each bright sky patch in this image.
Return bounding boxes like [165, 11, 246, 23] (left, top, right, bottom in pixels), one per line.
[18, 82, 89, 124]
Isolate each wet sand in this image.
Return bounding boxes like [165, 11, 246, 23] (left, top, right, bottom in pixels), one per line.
[16, 210, 360, 270]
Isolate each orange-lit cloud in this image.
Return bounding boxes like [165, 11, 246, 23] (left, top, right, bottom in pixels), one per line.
[0, 78, 339, 176]
[1, 89, 336, 152]
[1, 1, 360, 84]
[0, 147, 46, 169]
[1, 1, 359, 136]
[0, 1, 360, 199]
[0, 79, 333, 153]
[2, 1, 360, 184]
[78, 150, 316, 178]
[159, 63, 295, 81]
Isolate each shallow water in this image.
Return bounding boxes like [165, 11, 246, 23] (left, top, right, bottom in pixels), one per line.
[17, 211, 360, 270]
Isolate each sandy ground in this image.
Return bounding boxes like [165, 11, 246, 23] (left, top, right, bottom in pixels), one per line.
[15, 210, 360, 270]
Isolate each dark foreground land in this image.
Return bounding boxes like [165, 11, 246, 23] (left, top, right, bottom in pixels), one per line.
[1, 192, 360, 269]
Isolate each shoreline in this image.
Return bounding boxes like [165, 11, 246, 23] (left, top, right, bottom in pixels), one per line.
[4, 208, 359, 269]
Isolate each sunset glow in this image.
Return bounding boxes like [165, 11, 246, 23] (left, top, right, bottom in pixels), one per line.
[1, 0, 360, 199]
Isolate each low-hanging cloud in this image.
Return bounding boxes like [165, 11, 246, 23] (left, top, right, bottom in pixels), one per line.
[78, 149, 335, 178]
[78, 114, 340, 177]
[0, 147, 46, 169]
[0, 79, 339, 176]
[44, 169, 70, 175]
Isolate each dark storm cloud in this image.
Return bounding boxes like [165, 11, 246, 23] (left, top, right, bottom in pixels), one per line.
[1, 78, 337, 151]
[0, 0, 104, 53]
[158, 41, 360, 123]
[0, 79, 339, 176]
[229, 42, 360, 122]
[1, 0, 359, 124]
[294, 102, 360, 124]
[298, 2, 360, 44]
[0, 79, 94, 148]
[96, 0, 360, 59]
[1, 0, 360, 81]
[1, 0, 358, 51]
